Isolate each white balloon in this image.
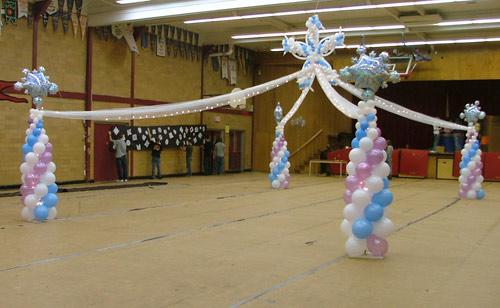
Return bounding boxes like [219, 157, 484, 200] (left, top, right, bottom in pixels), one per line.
[24, 194, 38, 208]
[372, 217, 395, 238]
[346, 162, 356, 175]
[473, 155, 481, 163]
[358, 101, 366, 108]
[460, 168, 470, 177]
[355, 122, 361, 129]
[286, 162, 291, 168]
[278, 174, 285, 182]
[477, 175, 484, 183]
[273, 141, 277, 147]
[21, 206, 34, 221]
[340, 219, 352, 236]
[369, 122, 377, 128]
[47, 207, 57, 220]
[477, 149, 482, 156]
[458, 175, 465, 183]
[20, 162, 32, 174]
[359, 137, 373, 151]
[460, 149, 467, 156]
[269, 162, 274, 169]
[343, 203, 363, 221]
[367, 128, 378, 140]
[466, 190, 476, 199]
[345, 236, 366, 257]
[40, 172, 56, 185]
[278, 151, 284, 157]
[33, 142, 46, 154]
[365, 176, 383, 193]
[349, 149, 366, 164]
[472, 182, 481, 191]
[467, 161, 476, 169]
[464, 144, 471, 150]
[25, 153, 38, 166]
[26, 129, 31, 135]
[29, 123, 35, 129]
[273, 157, 280, 163]
[283, 168, 289, 176]
[34, 183, 48, 198]
[41, 128, 46, 135]
[373, 163, 391, 177]
[271, 180, 280, 189]
[283, 141, 287, 146]
[352, 189, 370, 207]
[382, 150, 387, 161]
[38, 134, 49, 144]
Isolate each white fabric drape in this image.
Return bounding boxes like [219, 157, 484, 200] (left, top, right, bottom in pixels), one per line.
[315, 67, 359, 119]
[278, 84, 311, 129]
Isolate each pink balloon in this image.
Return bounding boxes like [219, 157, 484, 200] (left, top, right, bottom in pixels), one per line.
[376, 127, 381, 136]
[356, 162, 372, 179]
[367, 234, 388, 257]
[459, 190, 467, 198]
[20, 184, 34, 196]
[283, 181, 289, 189]
[343, 190, 352, 204]
[40, 152, 53, 163]
[345, 175, 361, 191]
[366, 149, 384, 165]
[472, 168, 482, 177]
[25, 173, 38, 187]
[373, 137, 387, 150]
[45, 143, 53, 153]
[476, 161, 483, 169]
[33, 162, 47, 175]
[467, 175, 476, 184]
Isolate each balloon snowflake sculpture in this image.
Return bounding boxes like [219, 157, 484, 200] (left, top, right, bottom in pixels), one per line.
[268, 102, 291, 189]
[339, 46, 400, 258]
[15, 67, 59, 222]
[458, 100, 486, 200]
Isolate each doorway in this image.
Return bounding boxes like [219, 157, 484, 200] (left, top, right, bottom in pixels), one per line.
[229, 130, 244, 172]
[94, 123, 122, 181]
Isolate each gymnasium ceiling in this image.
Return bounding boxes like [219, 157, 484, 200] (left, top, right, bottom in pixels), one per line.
[86, 0, 500, 51]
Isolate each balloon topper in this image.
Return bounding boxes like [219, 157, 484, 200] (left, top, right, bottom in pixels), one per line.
[282, 15, 345, 89]
[274, 102, 283, 123]
[460, 100, 486, 126]
[339, 45, 400, 100]
[14, 67, 59, 107]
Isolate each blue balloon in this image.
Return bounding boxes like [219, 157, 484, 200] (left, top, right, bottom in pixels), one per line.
[372, 189, 393, 207]
[355, 129, 367, 139]
[278, 162, 285, 170]
[383, 177, 390, 189]
[472, 142, 479, 150]
[47, 183, 58, 194]
[285, 150, 290, 157]
[282, 156, 288, 163]
[34, 205, 49, 221]
[364, 203, 384, 222]
[22, 143, 32, 155]
[459, 162, 466, 169]
[268, 174, 274, 182]
[36, 121, 44, 129]
[43, 193, 58, 208]
[352, 218, 373, 239]
[27, 134, 38, 146]
[477, 189, 485, 200]
[366, 113, 376, 122]
[351, 139, 359, 148]
[360, 120, 369, 130]
[32, 128, 42, 136]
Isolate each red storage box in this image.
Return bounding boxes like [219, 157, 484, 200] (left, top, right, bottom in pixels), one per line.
[453, 151, 461, 177]
[328, 148, 350, 175]
[483, 152, 500, 181]
[391, 149, 400, 177]
[399, 149, 429, 178]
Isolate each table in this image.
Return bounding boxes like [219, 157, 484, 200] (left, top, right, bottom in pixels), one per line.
[308, 160, 346, 176]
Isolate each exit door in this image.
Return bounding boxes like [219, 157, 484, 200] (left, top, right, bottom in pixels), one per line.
[229, 130, 243, 172]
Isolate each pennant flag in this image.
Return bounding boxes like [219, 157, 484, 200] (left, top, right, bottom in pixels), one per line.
[79, 0, 87, 39]
[75, 0, 82, 18]
[119, 24, 139, 54]
[42, 13, 49, 30]
[156, 25, 166, 57]
[62, 0, 69, 33]
[4, 0, 17, 24]
[18, 0, 29, 19]
[70, 2, 78, 37]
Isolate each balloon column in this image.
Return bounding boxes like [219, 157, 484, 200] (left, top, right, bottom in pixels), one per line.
[339, 46, 400, 257]
[15, 67, 59, 222]
[268, 102, 291, 189]
[458, 100, 486, 200]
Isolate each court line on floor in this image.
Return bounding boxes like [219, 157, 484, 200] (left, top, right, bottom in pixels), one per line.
[0, 179, 423, 271]
[229, 197, 462, 308]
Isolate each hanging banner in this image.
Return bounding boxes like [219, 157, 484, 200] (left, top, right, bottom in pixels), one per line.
[110, 125, 207, 150]
[229, 59, 237, 85]
[119, 23, 139, 54]
[18, 0, 29, 19]
[221, 55, 229, 80]
[156, 25, 166, 57]
[4, 0, 17, 24]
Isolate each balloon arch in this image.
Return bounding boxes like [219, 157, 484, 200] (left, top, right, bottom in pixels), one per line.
[16, 15, 485, 258]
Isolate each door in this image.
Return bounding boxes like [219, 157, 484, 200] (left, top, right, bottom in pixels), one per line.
[229, 130, 243, 171]
[205, 130, 223, 174]
[94, 123, 119, 181]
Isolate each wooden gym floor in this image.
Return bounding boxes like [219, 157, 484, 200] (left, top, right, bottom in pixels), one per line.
[0, 173, 499, 307]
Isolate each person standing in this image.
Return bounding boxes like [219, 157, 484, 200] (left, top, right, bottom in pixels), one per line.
[108, 131, 128, 182]
[185, 139, 193, 176]
[214, 138, 225, 175]
[148, 129, 162, 179]
[203, 137, 213, 175]
[432, 124, 441, 152]
[386, 140, 394, 180]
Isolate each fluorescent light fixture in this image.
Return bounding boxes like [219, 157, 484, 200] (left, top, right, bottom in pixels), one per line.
[232, 25, 405, 40]
[270, 37, 500, 51]
[185, 0, 470, 24]
[435, 18, 500, 26]
[116, 0, 150, 4]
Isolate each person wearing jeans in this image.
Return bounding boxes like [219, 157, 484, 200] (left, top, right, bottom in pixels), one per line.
[151, 141, 162, 179]
[214, 138, 225, 175]
[109, 131, 128, 182]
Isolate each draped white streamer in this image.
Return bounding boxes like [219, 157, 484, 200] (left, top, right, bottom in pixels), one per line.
[334, 78, 468, 131]
[38, 70, 305, 121]
[315, 67, 359, 119]
[278, 84, 311, 129]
